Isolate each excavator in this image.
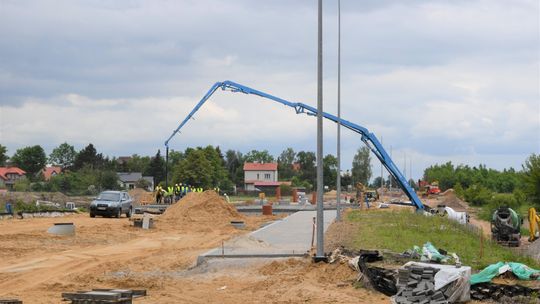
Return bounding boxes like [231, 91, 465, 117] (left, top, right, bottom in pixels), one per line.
[164, 80, 426, 211]
[529, 207, 539, 242]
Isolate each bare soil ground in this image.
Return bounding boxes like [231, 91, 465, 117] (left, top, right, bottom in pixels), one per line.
[0, 192, 383, 303]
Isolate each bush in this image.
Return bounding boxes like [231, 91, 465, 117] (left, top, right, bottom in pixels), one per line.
[280, 184, 292, 196]
[463, 184, 493, 206]
[13, 178, 30, 192]
[479, 193, 520, 221]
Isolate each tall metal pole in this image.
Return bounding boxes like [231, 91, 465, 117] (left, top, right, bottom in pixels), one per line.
[165, 146, 169, 188]
[315, 0, 325, 261]
[380, 136, 383, 189]
[336, 0, 342, 222]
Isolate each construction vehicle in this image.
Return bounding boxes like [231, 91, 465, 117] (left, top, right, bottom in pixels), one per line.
[528, 207, 539, 242]
[164, 80, 426, 211]
[491, 206, 522, 247]
[418, 180, 441, 196]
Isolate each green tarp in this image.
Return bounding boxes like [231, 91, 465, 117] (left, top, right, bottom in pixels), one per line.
[470, 262, 540, 285]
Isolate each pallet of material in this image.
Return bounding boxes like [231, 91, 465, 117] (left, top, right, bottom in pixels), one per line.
[61, 289, 146, 304]
[0, 300, 23, 304]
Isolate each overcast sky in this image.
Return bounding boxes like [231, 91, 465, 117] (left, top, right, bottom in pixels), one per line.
[0, 0, 539, 180]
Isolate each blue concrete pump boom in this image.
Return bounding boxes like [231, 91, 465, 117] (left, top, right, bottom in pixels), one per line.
[165, 80, 424, 210]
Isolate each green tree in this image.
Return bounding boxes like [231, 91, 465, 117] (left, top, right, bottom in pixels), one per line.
[10, 145, 47, 180]
[522, 154, 540, 207]
[126, 154, 151, 173]
[323, 154, 338, 188]
[244, 150, 275, 163]
[277, 148, 296, 180]
[73, 143, 104, 170]
[341, 170, 352, 189]
[202, 145, 229, 188]
[49, 142, 77, 170]
[225, 149, 244, 186]
[351, 146, 372, 185]
[145, 150, 165, 186]
[173, 149, 213, 188]
[100, 171, 120, 190]
[296, 151, 316, 184]
[371, 176, 385, 189]
[0, 144, 7, 166]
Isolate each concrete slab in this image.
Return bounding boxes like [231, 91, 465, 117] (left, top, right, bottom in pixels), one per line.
[198, 210, 336, 264]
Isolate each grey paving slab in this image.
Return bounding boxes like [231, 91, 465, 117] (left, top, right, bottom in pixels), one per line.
[199, 210, 336, 262]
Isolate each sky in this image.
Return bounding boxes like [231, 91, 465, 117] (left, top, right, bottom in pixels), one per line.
[0, 0, 539, 180]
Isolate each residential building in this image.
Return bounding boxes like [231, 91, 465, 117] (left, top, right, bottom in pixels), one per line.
[42, 166, 62, 181]
[117, 172, 154, 191]
[0, 167, 26, 190]
[243, 162, 279, 191]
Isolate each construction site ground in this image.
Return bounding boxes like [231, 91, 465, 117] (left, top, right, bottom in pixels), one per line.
[1, 190, 539, 303]
[0, 192, 388, 303]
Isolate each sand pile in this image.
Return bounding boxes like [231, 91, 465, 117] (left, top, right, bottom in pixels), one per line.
[160, 191, 244, 225]
[128, 188, 154, 205]
[438, 189, 468, 211]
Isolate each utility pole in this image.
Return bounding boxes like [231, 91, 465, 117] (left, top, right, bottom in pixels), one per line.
[380, 136, 383, 189]
[314, 0, 326, 262]
[336, 0, 342, 222]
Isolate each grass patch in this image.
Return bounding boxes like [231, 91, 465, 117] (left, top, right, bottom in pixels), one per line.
[346, 210, 539, 270]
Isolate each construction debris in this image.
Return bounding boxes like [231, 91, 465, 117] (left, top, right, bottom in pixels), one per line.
[403, 242, 460, 265]
[61, 289, 146, 304]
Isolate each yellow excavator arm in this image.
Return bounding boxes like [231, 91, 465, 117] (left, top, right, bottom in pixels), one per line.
[528, 207, 540, 242]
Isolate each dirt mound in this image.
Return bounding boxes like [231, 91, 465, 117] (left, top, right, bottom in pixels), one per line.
[160, 191, 244, 225]
[128, 188, 153, 205]
[437, 189, 468, 211]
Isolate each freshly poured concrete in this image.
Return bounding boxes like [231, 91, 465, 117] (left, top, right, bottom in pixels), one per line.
[198, 210, 336, 264]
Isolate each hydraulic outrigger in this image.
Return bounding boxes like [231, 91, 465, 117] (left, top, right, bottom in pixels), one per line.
[165, 80, 425, 210]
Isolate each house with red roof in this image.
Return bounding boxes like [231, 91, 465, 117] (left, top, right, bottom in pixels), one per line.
[42, 166, 62, 181]
[243, 162, 279, 191]
[0, 167, 26, 190]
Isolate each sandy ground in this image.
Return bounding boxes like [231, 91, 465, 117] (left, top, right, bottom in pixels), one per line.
[0, 211, 386, 303]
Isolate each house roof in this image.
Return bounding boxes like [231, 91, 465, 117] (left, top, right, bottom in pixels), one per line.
[243, 162, 278, 171]
[43, 166, 62, 180]
[117, 172, 143, 182]
[253, 181, 281, 187]
[0, 167, 26, 180]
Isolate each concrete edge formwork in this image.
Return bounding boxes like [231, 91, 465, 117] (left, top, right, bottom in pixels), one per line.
[196, 253, 308, 266]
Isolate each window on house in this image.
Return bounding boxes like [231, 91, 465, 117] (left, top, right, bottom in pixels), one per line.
[265, 173, 271, 179]
[257, 173, 260, 179]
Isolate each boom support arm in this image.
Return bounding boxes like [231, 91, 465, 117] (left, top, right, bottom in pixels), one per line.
[165, 80, 424, 210]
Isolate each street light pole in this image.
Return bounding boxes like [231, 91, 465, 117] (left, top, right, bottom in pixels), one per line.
[315, 0, 326, 262]
[336, 0, 342, 222]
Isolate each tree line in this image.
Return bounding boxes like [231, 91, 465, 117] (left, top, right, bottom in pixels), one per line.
[422, 155, 540, 210]
[0, 143, 375, 194]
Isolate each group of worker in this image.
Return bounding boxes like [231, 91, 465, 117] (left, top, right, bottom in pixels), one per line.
[154, 184, 219, 204]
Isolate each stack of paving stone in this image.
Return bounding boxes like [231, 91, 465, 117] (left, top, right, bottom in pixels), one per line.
[393, 265, 448, 304]
[470, 282, 540, 301]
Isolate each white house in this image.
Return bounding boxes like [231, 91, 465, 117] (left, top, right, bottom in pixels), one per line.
[243, 162, 279, 191]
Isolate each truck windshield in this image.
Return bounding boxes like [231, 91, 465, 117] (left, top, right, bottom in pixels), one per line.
[97, 193, 120, 201]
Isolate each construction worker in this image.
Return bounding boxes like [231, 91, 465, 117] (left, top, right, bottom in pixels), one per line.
[174, 184, 181, 202]
[155, 185, 163, 204]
